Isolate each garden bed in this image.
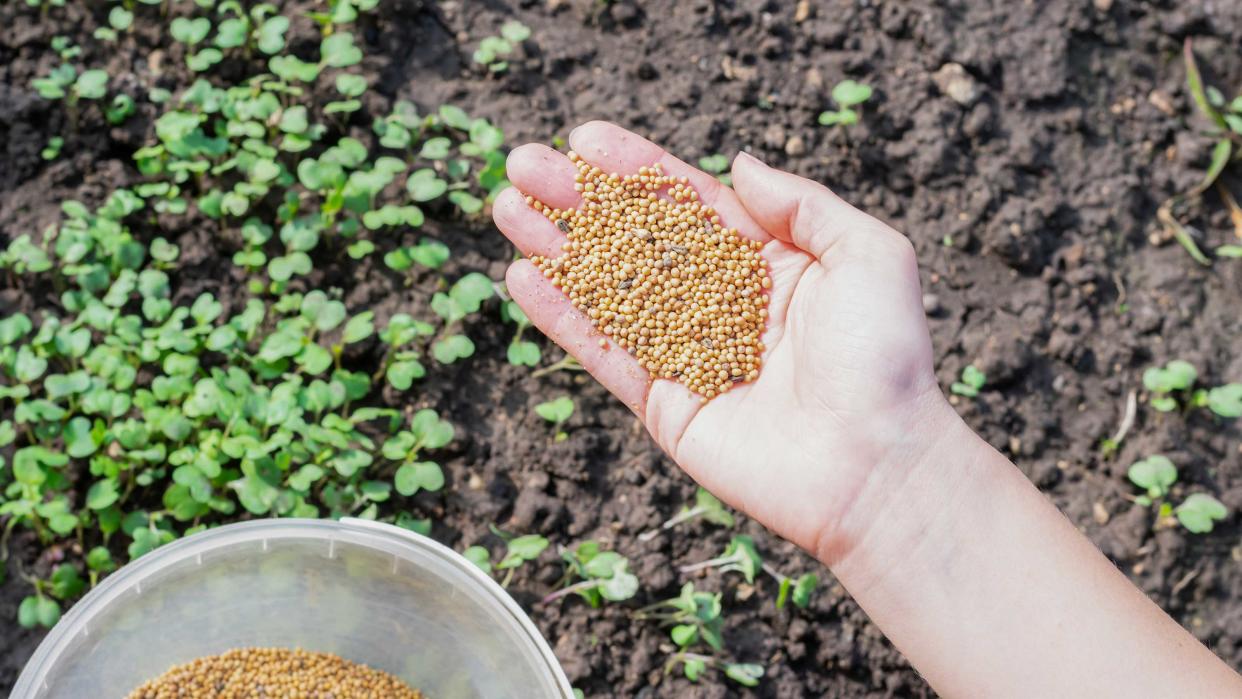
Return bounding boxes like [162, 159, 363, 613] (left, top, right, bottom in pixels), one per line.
[2, 0, 1241, 696]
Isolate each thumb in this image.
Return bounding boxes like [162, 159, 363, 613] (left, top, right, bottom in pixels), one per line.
[730, 152, 895, 262]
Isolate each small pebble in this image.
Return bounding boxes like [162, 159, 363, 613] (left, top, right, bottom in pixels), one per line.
[932, 63, 982, 107]
[922, 293, 942, 315]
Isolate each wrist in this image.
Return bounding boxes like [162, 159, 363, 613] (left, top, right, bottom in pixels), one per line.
[812, 388, 982, 569]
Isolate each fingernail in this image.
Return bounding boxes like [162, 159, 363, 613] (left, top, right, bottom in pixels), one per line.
[736, 151, 767, 168]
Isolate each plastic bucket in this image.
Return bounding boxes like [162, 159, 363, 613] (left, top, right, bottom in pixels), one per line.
[11, 518, 573, 698]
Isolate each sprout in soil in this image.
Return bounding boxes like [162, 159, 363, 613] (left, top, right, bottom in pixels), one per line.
[770, 568, 818, 610]
[466, 531, 550, 587]
[502, 300, 541, 367]
[543, 540, 638, 607]
[472, 20, 531, 73]
[41, 137, 64, 161]
[375, 313, 434, 389]
[1142, 360, 1197, 412]
[534, 395, 574, 442]
[1176, 493, 1229, 534]
[635, 582, 765, 687]
[384, 409, 454, 498]
[1141, 360, 1241, 418]
[429, 272, 496, 365]
[1126, 455, 1230, 534]
[950, 364, 986, 398]
[1206, 383, 1242, 418]
[18, 563, 84, 629]
[818, 79, 873, 128]
[0, 0, 509, 629]
[697, 154, 732, 186]
[1159, 40, 1242, 266]
[1128, 455, 1177, 506]
[677, 534, 818, 610]
[679, 535, 762, 582]
[639, 486, 734, 542]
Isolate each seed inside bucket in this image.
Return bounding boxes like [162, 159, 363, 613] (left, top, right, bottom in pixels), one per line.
[125, 647, 423, 699]
[527, 154, 770, 402]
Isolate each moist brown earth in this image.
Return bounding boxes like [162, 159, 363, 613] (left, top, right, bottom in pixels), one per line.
[3, 1, 1242, 697]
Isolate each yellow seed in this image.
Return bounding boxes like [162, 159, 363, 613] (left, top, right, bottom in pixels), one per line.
[532, 160, 769, 400]
[124, 647, 423, 699]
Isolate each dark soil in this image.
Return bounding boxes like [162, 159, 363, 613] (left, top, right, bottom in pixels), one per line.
[4, 0, 1242, 696]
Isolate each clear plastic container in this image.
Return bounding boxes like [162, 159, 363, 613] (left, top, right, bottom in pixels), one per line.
[12, 518, 573, 698]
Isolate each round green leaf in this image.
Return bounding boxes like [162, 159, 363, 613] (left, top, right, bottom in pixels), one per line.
[394, 461, 445, 496]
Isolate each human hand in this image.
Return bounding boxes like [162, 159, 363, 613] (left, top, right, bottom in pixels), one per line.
[493, 121, 952, 563]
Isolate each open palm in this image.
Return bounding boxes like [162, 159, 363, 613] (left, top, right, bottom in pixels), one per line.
[494, 122, 942, 559]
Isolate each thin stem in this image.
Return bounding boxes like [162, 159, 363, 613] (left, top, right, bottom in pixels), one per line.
[678, 554, 735, 574]
[761, 562, 787, 583]
[531, 354, 584, 379]
[638, 505, 705, 542]
[542, 579, 599, 604]
[0, 516, 18, 562]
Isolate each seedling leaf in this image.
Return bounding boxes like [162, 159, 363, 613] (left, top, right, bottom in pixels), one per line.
[1128, 455, 1177, 499]
[1175, 493, 1228, 534]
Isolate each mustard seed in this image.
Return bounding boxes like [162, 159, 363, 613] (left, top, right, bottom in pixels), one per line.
[125, 647, 423, 699]
[529, 156, 769, 399]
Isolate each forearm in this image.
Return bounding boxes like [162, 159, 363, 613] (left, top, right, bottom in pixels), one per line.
[826, 400, 1242, 698]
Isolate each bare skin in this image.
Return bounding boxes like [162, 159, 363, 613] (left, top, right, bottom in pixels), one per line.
[493, 121, 1242, 697]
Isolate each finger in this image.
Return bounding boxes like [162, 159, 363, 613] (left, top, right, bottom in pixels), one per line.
[505, 143, 581, 210]
[566, 121, 772, 243]
[505, 260, 651, 414]
[730, 152, 895, 262]
[492, 187, 566, 258]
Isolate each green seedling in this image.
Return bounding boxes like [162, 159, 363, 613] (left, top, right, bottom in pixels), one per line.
[17, 563, 83, 629]
[502, 300, 541, 367]
[951, 364, 986, 398]
[1126, 455, 1230, 534]
[94, 5, 134, 42]
[1175, 493, 1229, 534]
[31, 63, 108, 128]
[1143, 360, 1197, 412]
[42, 137, 64, 161]
[697, 154, 732, 186]
[430, 272, 495, 364]
[1141, 360, 1240, 418]
[636, 582, 765, 687]
[678, 535, 762, 582]
[1206, 383, 1242, 418]
[639, 487, 734, 542]
[472, 21, 531, 73]
[818, 79, 873, 127]
[384, 409, 453, 497]
[534, 396, 574, 441]
[0, 0, 518, 635]
[770, 568, 818, 610]
[375, 313, 433, 389]
[467, 531, 550, 587]
[1128, 455, 1177, 506]
[106, 94, 136, 125]
[544, 540, 638, 607]
[1161, 39, 1242, 265]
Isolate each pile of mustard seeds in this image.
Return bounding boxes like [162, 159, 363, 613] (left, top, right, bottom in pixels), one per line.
[125, 647, 423, 699]
[529, 153, 770, 401]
